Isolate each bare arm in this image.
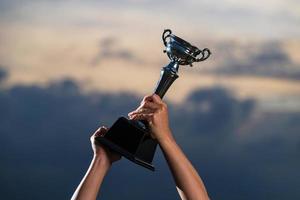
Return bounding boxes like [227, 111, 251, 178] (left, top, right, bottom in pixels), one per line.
[159, 135, 209, 200]
[71, 127, 120, 200]
[129, 94, 210, 200]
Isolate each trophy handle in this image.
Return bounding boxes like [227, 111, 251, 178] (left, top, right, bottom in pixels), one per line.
[195, 48, 211, 62]
[154, 62, 179, 99]
[162, 29, 172, 47]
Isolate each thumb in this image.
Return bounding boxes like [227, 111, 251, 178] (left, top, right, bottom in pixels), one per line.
[152, 94, 163, 104]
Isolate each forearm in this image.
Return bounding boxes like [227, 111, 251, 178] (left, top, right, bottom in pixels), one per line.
[129, 94, 209, 199]
[71, 155, 111, 200]
[159, 134, 209, 200]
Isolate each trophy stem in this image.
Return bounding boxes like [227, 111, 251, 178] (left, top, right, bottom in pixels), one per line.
[154, 62, 179, 99]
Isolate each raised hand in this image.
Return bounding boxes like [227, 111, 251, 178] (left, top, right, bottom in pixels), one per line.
[128, 94, 173, 142]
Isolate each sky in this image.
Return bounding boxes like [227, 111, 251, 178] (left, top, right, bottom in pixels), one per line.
[0, 0, 300, 110]
[0, 78, 299, 200]
[0, 0, 300, 199]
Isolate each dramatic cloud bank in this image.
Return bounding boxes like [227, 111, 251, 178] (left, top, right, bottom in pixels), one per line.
[0, 68, 299, 199]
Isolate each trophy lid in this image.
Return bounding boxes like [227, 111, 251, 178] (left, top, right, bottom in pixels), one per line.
[162, 29, 211, 66]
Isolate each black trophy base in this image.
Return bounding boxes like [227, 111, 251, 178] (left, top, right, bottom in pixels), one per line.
[96, 117, 157, 171]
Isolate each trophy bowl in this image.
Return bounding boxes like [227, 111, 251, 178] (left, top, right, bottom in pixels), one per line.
[162, 29, 211, 67]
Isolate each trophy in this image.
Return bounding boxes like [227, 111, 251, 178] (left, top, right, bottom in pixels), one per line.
[96, 29, 211, 171]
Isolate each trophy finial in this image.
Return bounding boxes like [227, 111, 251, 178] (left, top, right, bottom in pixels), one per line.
[162, 29, 211, 66]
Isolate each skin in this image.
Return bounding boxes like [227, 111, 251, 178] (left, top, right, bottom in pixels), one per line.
[71, 127, 120, 200]
[71, 94, 209, 200]
[128, 94, 210, 200]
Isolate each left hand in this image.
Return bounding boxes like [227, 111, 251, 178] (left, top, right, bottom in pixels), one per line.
[90, 127, 121, 165]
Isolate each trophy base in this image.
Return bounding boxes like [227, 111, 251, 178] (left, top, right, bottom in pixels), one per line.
[96, 117, 157, 171]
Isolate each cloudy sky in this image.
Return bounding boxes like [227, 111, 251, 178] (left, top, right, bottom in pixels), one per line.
[0, 0, 300, 109]
[1, 1, 300, 199]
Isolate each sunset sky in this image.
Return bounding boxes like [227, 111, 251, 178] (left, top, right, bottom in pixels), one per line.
[0, 0, 300, 109]
[1, 1, 300, 199]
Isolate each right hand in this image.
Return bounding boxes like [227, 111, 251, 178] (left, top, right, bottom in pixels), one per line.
[128, 94, 173, 142]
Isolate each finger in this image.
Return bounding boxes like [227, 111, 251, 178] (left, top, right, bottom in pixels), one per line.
[128, 107, 156, 118]
[94, 126, 107, 137]
[142, 100, 161, 110]
[129, 110, 151, 119]
[130, 95, 156, 110]
[141, 95, 153, 104]
[152, 94, 164, 104]
[129, 101, 160, 115]
[129, 101, 148, 115]
[130, 107, 154, 114]
[128, 104, 143, 115]
[131, 113, 153, 123]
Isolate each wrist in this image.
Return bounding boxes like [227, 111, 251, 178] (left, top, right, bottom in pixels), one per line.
[93, 154, 111, 170]
[156, 130, 175, 145]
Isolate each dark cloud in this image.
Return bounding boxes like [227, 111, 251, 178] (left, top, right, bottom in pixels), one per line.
[173, 87, 254, 137]
[252, 43, 291, 65]
[0, 67, 7, 83]
[0, 79, 299, 199]
[213, 41, 300, 80]
[91, 37, 143, 66]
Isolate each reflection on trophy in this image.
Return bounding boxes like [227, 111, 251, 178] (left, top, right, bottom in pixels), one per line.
[96, 29, 211, 171]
